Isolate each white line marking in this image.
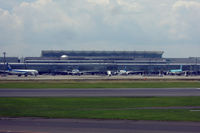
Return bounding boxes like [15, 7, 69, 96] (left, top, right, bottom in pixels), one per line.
[190, 110, 200, 112]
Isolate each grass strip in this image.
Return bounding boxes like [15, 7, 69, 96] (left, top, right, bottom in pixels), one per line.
[0, 81, 200, 88]
[0, 97, 200, 121]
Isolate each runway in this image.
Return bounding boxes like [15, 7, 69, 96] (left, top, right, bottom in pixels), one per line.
[1, 88, 200, 97]
[0, 117, 200, 133]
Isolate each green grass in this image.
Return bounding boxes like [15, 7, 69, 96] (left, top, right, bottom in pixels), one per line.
[0, 81, 200, 88]
[0, 97, 200, 121]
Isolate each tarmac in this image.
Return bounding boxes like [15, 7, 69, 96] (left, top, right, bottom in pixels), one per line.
[1, 75, 200, 81]
[1, 88, 200, 97]
[0, 117, 200, 133]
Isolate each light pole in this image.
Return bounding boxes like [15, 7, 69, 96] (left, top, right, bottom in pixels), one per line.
[196, 57, 198, 74]
[3, 52, 6, 75]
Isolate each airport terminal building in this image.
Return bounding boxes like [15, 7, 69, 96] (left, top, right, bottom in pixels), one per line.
[0, 50, 200, 75]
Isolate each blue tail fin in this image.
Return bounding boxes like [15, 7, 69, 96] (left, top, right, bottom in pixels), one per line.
[6, 63, 12, 71]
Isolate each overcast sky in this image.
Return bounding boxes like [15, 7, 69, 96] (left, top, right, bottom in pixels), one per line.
[0, 0, 200, 57]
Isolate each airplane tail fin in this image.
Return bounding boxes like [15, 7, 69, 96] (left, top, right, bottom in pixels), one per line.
[6, 63, 12, 71]
[180, 65, 183, 70]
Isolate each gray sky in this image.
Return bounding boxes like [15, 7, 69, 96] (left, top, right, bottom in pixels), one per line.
[0, 0, 200, 57]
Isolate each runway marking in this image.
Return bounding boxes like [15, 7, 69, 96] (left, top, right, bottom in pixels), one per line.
[190, 110, 200, 112]
[196, 88, 200, 90]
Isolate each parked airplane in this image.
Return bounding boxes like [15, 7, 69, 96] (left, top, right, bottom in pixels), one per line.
[115, 69, 143, 75]
[117, 70, 130, 75]
[2, 63, 39, 77]
[167, 65, 186, 75]
[68, 69, 83, 75]
[169, 65, 183, 73]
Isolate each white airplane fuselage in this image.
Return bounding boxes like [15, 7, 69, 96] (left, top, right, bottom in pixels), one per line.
[7, 69, 38, 77]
